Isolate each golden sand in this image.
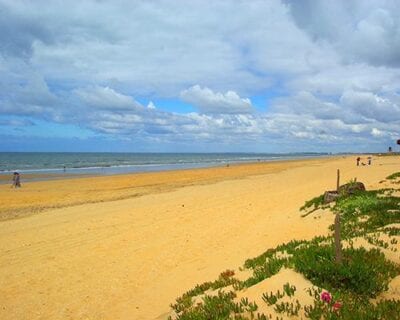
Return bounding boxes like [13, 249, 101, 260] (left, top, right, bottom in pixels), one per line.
[0, 155, 398, 319]
[0, 158, 332, 220]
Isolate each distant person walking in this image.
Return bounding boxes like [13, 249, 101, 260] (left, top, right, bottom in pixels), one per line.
[368, 157, 372, 165]
[12, 172, 21, 188]
[356, 157, 361, 166]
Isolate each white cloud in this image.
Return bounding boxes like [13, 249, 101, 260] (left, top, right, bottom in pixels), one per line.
[272, 91, 341, 119]
[147, 101, 156, 109]
[371, 128, 384, 137]
[287, 0, 400, 67]
[0, 58, 59, 118]
[340, 90, 400, 122]
[180, 85, 253, 114]
[74, 86, 141, 111]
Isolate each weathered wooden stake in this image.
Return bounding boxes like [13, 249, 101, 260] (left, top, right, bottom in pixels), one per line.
[336, 169, 340, 192]
[335, 169, 342, 264]
[334, 213, 342, 264]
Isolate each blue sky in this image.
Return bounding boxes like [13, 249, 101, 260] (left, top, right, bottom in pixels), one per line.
[1, 0, 400, 153]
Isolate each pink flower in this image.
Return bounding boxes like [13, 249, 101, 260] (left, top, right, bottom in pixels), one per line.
[321, 291, 332, 303]
[333, 301, 342, 311]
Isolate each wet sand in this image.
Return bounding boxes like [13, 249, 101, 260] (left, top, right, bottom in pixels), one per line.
[0, 172, 92, 185]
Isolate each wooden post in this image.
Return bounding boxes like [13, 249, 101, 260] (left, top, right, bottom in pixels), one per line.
[336, 169, 340, 192]
[335, 213, 342, 264]
[335, 169, 342, 264]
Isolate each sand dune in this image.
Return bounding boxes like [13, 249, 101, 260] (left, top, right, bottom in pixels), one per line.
[0, 155, 398, 319]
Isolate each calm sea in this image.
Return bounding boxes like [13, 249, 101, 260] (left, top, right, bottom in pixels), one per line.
[0, 152, 328, 176]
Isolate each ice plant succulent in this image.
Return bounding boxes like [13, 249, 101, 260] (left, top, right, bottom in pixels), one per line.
[321, 291, 332, 303]
[333, 301, 342, 312]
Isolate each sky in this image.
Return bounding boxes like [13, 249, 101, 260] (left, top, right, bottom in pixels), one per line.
[0, 0, 400, 153]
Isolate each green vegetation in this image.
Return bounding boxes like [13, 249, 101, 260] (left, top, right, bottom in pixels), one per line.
[333, 190, 400, 238]
[300, 194, 327, 214]
[304, 287, 400, 320]
[293, 245, 399, 296]
[386, 172, 400, 180]
[168, 172, 400, 319]
[262, 283, 300, 316]
[274, 300, 301, 317]
[170, 270, 240, 313]
[170, 291, 259, 320]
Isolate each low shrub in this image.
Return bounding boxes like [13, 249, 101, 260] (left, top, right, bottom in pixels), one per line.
[386, 172, 400, 180]
[171, 290, 259, 320]
[305, 288, 400, 320]
[333, 191, 400, 238]
[293, 245, 399, 297]
[300, 194, 325, 213]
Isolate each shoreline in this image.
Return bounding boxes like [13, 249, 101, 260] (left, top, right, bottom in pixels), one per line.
[0, 153, 333, 184]
[0, 156, 342, 221]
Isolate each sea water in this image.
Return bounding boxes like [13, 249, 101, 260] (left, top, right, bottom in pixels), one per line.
[0, 152, 328, 176]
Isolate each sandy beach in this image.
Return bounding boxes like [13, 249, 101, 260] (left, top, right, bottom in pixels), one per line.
[0, 155, 398, 319]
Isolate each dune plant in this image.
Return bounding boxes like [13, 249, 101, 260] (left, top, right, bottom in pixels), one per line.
[293, 244, 399, 297]
[171, 269, 241, 312]
[274, 300, 301, 316]
[386, 172, 400, 181]
[300, 194, 326, 214]
[170, 290, 260, 320]
[283, 282, 296, 297]
[304, 287, 400, 320]
[332, 190, 400, 238]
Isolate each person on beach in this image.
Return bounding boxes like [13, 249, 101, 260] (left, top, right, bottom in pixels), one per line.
[368, 157, 372, 165]
[12, 172, 21, 188]
[356, 157, 361, 166]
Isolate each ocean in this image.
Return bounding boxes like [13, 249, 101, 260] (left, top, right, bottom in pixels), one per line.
[0, 152, 328, 176]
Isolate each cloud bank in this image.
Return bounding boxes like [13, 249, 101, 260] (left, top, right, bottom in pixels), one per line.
[1, 0, 400, 152]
